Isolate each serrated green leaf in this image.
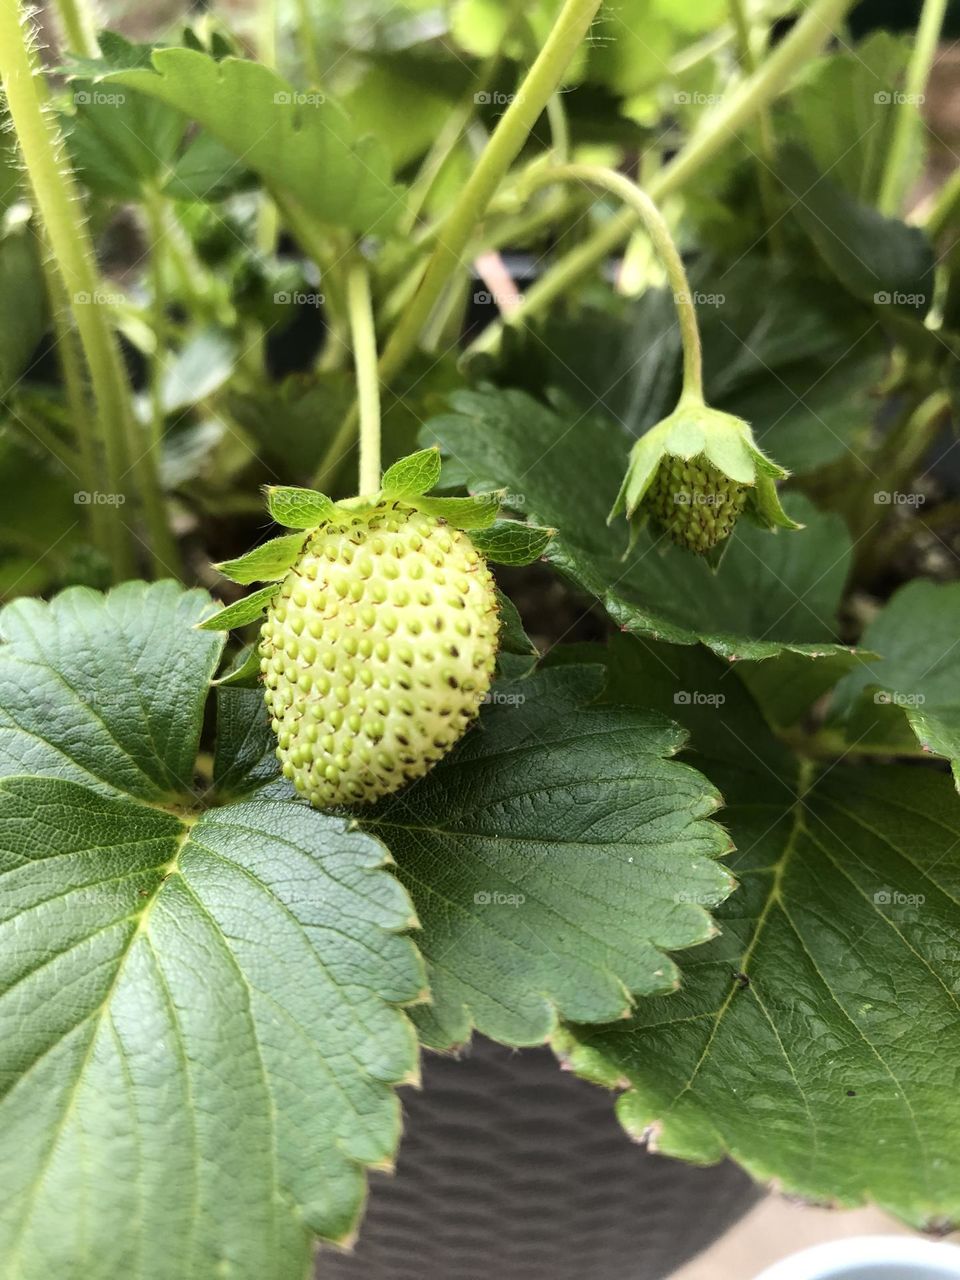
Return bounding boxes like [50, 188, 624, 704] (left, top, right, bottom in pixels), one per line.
[198, 584, 278, 631]
[471, 519, 555, 565]
[66, 83, 185, 200]
[0, 581, 424, 1276]
[265, 486, 338, 529]
[215, 532, 306, 585]
[558, 636, 960, 1230]
[422, 389, 854, 660]
[104, 50, 403, 233]
[413, 492, 502, 529]
[363, 664, 733, 1049]
[381, 447, 442, 498]
[831, 580, 960, 785]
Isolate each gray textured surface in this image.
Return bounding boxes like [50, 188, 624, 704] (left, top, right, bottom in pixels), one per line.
[318, 1036, 760, 1280]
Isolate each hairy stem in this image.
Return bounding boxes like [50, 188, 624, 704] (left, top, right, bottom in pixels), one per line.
[471, 0, 857, 356]
[0, 3, 159, 575]
[878, 0, 947, 215]
[346, 260, 382, 497]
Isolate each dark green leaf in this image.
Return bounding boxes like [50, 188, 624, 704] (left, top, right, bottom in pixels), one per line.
[780, 145, 934, 317]
[423, 390, 854, 659]
[559, 636, 960, 1230]
[364, 664, 733, 1048]
[831, 580, 960, 784]
[0, 582, 424, 1274]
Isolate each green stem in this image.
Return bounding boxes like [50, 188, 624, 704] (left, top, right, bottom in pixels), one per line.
[526, 165, 704, 400]
[51, 0, 98, 58]
[923, 164, 960, 238]
[471, 0, 857, 356]
[346, 260, 382, 497]
[313, 0, 602, 487]
[877, 0, 947, 216]
[0, 2, 152, 574]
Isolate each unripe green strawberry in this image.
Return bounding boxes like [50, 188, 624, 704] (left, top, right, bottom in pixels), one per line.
[258, 501, 500, 807]
[610, 401, 800, 556]
[642, 453, 748, 553]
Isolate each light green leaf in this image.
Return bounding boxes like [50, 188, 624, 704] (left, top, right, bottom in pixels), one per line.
[0, 581, 424, 1276]
[423, 389, 854, 659]
[380, 446, 442, 498]
[161, 328, 237, 413]
[558, 636, 960, 1231]
[198, 584, 278, 631]
[105, 50, 403, 232]
[265, 486, 338, 530]
[215, 532, 306, 585]
[363, 664, 733, 1048]
[831, 580, 960, 785]
[413, 492, 501, 529]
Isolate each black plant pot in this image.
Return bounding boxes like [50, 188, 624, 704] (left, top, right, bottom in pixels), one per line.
[318, 1036, 761, 1280]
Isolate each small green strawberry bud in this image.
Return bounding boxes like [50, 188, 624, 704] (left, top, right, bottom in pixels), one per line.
[259, 501, 500, 808]
[610, 400, 799, 555]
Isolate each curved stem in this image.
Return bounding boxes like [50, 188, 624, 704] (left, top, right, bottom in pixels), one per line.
[726, 0, 781, 240]
[313, 0, 602, 487]
[877, 0, 948, 215]
[346, 260, 382, 497]
[526, 165, 704, 400]
[471, 0, 857, 356]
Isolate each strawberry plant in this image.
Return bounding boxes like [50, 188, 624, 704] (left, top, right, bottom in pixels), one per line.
[1, 0, 960, 1275]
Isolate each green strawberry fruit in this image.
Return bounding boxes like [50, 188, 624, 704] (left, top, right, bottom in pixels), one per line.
[258, 501, 500, 807]
[642, 453, 748, 552]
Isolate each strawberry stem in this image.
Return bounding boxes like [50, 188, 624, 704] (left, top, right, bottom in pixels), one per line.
[346, 259, 382, 497]
[469, 0, 857, 357]
[522, 165, 705, 403]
